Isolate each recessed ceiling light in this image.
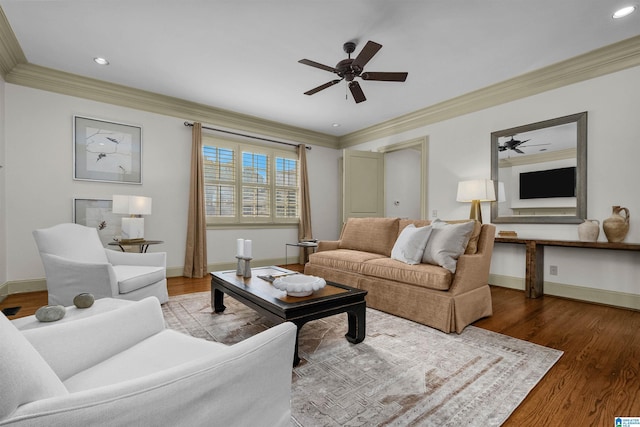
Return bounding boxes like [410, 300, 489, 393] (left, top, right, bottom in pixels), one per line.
[93, 57, 109, 65]
[613, 5, 636, 18]
[332, 123, 341, 127]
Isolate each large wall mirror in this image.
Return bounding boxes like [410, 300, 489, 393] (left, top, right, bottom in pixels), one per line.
[491, 112, 587, 224]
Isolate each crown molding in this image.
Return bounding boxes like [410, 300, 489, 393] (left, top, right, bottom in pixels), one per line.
[2, 3, 638, 150]
[338, 35, 640, 148]
[4, 62, 339, 148]
[0, 7, 26, 77]
[0, 6, 336, 147]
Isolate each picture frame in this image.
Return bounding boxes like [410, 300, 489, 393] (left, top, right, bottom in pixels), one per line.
[73, 198, 123, 246]
[73, 116, 142, 184]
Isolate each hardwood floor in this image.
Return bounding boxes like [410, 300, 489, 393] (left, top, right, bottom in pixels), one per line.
[2, 265, 638, 426]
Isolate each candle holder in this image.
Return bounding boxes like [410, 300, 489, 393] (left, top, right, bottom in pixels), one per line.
[242, 257, 253, 278]
[235, 256, 253, 278]
[235, 256, 245, 276]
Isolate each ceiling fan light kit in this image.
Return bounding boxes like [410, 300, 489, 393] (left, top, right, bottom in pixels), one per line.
[299, 40, 408, 103]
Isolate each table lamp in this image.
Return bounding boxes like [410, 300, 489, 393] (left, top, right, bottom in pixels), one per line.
[112, 195, 152, 240]
[456, 179, 496, 223]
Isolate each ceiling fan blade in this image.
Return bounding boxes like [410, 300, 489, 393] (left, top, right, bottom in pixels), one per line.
[349, 81, 366, 103]
[298, 59, 337, 73]
[304, 79, 342, 95]
[351, 40, 382, 70]
[361, 72, 408, 82]
[522, 143, 550, 147]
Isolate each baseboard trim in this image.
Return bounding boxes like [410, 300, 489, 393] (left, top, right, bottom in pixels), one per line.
[488, 274, 525, 291]
[544, 281, 640, 311]
[0, 278, 47, 296]
[2, 259, 290, 296]
[489, 274, 640, 310]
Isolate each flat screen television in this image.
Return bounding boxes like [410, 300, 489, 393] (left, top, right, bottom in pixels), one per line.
[519, 166, 576, 199]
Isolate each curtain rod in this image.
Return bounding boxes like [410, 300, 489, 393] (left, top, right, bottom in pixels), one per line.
[183, 121, 311, 150]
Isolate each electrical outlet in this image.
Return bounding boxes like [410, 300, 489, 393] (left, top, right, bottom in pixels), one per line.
[550, 265, 558, 276]
[432, 209, 438, 218]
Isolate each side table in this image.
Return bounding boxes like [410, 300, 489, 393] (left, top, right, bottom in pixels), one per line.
[285, 241, 318, 265]
[108, 239, 164, 253]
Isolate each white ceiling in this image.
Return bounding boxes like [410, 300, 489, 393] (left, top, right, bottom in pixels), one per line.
[1, 1, 639, 137]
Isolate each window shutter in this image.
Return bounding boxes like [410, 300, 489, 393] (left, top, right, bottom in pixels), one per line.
[202, 137, 299, 224]
[203, 146, 235, 217]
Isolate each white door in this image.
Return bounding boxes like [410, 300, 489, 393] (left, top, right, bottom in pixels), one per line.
[342, 149, 385, 222]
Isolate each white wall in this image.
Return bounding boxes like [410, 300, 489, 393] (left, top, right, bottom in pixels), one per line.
[349, 65, 640, 298]
[4, 84, 341, 282]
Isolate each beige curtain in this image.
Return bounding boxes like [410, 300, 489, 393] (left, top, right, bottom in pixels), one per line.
[297, 144, 313, 264]
[183, 122, 208, 278]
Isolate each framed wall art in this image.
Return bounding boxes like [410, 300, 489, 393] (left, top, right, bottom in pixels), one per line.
[73, 198, 123, 246]
[73, 116, 142, 184]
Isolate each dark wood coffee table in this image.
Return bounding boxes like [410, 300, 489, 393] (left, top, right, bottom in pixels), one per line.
[210, 266, 367, 366]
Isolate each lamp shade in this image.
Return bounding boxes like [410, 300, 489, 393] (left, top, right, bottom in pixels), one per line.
[456, 180, 496, 202]
[112, 195, 152, 215]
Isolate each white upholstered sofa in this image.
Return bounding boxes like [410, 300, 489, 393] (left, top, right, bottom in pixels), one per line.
[0, 297, 297, 426]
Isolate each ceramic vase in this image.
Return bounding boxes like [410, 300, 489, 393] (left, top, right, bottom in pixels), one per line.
[577, 219, 600, 242]
[603, 206, 630, 243]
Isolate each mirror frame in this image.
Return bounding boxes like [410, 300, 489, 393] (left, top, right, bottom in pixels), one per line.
[490, 111, 587, 224]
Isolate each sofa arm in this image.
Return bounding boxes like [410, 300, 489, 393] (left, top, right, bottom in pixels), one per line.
[22, 297, 165, 381]
[105, 249, 166, 268]
[40, 254, 119, 304]
[448, 253, 491, 295]
[448, 224, 496, 295]
[317, 240, 340, 252]
[6, 322, 297, 427]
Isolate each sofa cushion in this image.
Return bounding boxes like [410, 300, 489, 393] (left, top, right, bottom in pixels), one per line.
[63, 329, 227, 392]
[308, 249, 387, 274]
[400, 219, 480, 255]
[361, 257, 452, 291]
[447, 219, 481, 254]
[0, 314, 68, 419]
[399, 219, 431, 231]
[338, 217, 400, 256]
[114, 265, 166, 294]
[391, 224, 433, 265]
[22, 297, 167, 382]
[422, 219, 475, 273]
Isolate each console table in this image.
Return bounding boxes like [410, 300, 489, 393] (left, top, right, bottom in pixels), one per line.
[494, 237, 640, 298]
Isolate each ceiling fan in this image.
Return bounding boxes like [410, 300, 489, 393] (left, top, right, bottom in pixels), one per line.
[499, 136, 550, 154]
[298, 40, 408, 104]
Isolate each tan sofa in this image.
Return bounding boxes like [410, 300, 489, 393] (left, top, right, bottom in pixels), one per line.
[304, 217, 496, 333]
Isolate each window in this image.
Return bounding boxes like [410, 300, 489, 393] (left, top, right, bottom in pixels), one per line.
[203, 136, 299, 225]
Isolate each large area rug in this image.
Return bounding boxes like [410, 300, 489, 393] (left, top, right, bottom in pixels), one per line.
[162, 292, 562, 426]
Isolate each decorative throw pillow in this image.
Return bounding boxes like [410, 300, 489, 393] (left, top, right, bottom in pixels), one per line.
[391, 224, 433, 265]
[421, 219, 475, 273]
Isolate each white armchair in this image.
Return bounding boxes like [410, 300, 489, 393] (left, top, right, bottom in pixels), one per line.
[0, 297, 297, 426]
[33, 223, 168, 305]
